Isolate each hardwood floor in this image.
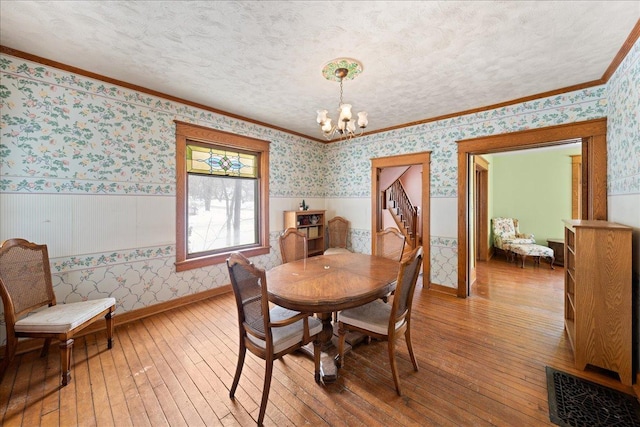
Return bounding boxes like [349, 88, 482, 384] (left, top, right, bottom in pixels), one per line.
[1, 257, 635, 426]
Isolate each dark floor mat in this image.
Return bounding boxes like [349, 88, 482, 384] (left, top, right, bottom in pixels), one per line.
[546, 366, 640, 426]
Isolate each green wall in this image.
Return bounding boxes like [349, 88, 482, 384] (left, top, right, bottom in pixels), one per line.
[491, 146, 581, 246]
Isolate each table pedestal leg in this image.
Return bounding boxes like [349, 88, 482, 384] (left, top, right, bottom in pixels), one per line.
[317, 312, 337, 382]
[298, 313, 337, 383]
[298, 313, 369, 384]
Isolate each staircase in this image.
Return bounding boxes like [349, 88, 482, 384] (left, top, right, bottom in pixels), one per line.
[385, 180, 418, 249]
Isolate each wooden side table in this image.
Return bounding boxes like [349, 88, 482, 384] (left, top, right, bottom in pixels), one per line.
[547, 238, 564, 266]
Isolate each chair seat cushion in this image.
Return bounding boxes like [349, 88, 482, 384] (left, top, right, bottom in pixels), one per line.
[503, 237, 536, 246]
[15, 298, 116, 334]
[324, 247, 351, 255]
[338, 300, 404, 335]
[248, 306, 322, 354]
[509, 244, 554, 257]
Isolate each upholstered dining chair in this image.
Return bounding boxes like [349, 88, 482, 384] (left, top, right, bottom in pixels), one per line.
[0, 238, 116, 386]
[279, 227, 308, 263]
[324, 216, 351, 255]
[226, 252, 321, 426]
[337, 246, 424, 396]
[375, 227, 406, 262]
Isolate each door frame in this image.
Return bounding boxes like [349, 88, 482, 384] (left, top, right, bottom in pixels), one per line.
[456, 118, 607, 298]
[474, 155, 490, 262]
[371, 151, 431, 288]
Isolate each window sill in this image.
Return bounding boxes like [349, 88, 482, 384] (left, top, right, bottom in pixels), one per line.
[175, 246, 271, 272]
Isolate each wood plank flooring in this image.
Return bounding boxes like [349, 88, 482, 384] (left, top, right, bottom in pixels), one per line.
[1, 257, 636, 426]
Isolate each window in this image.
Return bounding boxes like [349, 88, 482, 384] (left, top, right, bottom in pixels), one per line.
[175, 121, 270, 271]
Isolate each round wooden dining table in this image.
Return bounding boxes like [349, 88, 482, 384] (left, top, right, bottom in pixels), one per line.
[266, 252, 399, 382]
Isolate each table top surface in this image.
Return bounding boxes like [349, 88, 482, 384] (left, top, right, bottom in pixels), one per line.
[266, 252, 399, 313]
[547, 238, 565, 244]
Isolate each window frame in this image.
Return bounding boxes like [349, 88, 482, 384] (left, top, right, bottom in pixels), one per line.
[175, 121, 270, 272]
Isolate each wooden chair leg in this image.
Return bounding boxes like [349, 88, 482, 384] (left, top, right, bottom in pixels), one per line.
[0, 334, 18, 382]
[258, 358, 274, 427]
[229, 343, 246, 399]
[59, 338, 74, 386]
[337, 325, 347, 368]
[40, 338, 52, 357]
[313, 339, 321, 383]
[405, 327, 419, 371]
[106, 309, 114, 349]
[388, 338, 402, 396]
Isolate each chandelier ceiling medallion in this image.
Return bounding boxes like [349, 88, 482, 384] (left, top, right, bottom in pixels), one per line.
[316, 58, 368, 140]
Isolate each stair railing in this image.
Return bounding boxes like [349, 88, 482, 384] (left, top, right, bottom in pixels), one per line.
[386, 180, 418, 248]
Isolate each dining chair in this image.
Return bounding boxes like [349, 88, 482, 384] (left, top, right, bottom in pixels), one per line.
[375, 227, 406, 261]
[324, 216, 351, 320]
[226, 252, 322, 426]
[0, 238, 116, 386]
[376, 227, 407, 302]
[324, 216, 351, 255]
[279, 227, 308, 263]
[337, 246, 424, 396]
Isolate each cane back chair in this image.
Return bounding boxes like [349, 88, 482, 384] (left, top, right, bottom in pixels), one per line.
[0, 238, 115, 386]
[226, 252, 321, 426]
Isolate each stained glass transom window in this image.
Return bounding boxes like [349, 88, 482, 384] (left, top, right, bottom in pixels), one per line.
[187, 144, 258, 178]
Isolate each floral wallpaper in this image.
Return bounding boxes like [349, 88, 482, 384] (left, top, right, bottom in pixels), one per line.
[607, 39, 640, 196]
[2, 36, 639, 348]
[0, 58, 327, 197]
[325, 90, 609, 200]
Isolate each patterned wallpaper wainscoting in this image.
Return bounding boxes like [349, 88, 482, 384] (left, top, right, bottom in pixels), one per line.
[348, 229, 372, 254]
[430, 237, 458, 288]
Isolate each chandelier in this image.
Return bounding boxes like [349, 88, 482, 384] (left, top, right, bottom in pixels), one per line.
[316, 58, 368, 140]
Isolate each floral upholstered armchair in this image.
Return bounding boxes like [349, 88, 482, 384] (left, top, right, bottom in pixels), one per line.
[491, 217, 536, 251]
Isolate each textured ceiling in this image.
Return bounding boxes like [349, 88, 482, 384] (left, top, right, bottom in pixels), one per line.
[1, 1, 639, 141]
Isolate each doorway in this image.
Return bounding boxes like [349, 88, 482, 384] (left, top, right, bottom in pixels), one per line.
[469, 155, 490, 286]
[371, 151, 431, 288]
[456, 118, 608, 297]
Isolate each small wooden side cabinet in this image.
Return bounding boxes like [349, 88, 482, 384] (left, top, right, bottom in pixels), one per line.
[546, 238, 564, 266]
[563, 219, 632, 385]
[284, 210, 326, 257]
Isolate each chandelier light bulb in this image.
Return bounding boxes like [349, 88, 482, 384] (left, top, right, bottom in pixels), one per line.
[321, 118, 333, 133]
[357, 111, 368, 128]
[338, 104, 352, 122]
[316, 109, 328, 125]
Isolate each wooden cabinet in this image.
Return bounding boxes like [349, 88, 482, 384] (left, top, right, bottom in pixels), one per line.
[563, 220, 632, 385]
[284, 210, 326, 257]
[546, 238, 565, 266]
